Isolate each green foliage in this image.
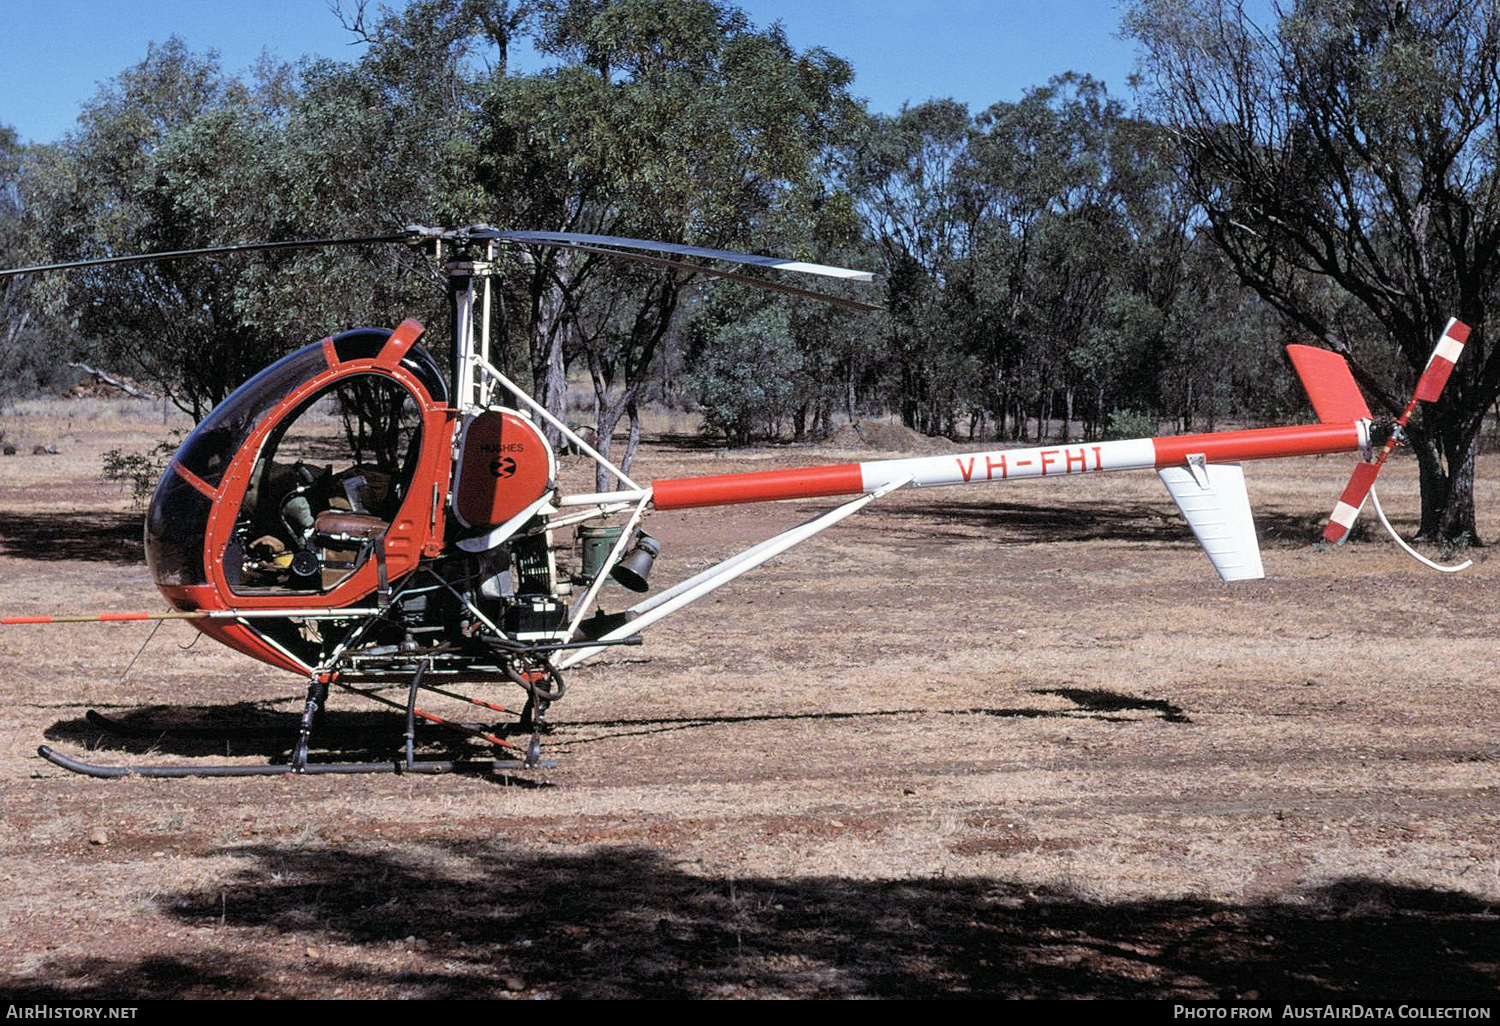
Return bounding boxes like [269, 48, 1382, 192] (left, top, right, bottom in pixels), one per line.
[845, 77, 1243, 443]
[1103, 408, 1157, 441]
[0, 125, 67, 402]
[102, 434, 183, 508]
[686, 290, 803, 445]
[25, 24, 471, 419]
[473, 0, 860, 483]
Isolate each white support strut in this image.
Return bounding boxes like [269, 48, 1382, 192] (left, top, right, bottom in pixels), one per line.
[564, 491, 652, 639]
[474, 354, 641, 491]
[554, 477, 912, 671]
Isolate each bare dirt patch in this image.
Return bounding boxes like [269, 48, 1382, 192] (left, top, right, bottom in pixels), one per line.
[1, 400, 1497, 999]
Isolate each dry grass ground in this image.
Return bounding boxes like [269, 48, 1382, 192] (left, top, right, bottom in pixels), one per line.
[0, 397, 1497, 999]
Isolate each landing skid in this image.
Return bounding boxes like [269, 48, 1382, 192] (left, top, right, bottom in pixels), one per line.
[38, 659, 557, 779]
[35, 745, 520, 778]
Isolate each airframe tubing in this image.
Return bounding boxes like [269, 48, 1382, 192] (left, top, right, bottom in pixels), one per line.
[453, 272, 479, 404]
[565, 491, 651, 639]
[557, 490, 652, 506]
[555, 477, 912, 671]
[475, 354, 641, 491]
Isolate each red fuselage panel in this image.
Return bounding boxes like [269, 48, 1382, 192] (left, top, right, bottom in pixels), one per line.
[453, 409, 554, 529]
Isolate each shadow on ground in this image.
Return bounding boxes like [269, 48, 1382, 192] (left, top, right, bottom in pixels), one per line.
[565, 686, 1192, 749]
[0, 510, 144, 563]
[43, 686, 1190, 764]
[3, 843, 1495, 999]
[42, 704, 512, 765]
[874, 500, 1325, 549]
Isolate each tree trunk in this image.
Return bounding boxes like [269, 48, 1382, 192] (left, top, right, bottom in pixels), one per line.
[1409, 420, 1483, 547]
[620, 398, 643, 482]
[1439, 439, 1480, 546]
[529, 284, 570, 449]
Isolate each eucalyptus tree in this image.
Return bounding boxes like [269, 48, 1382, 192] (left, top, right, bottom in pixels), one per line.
[0, 126, 50, 402]
[474, 0, 861, 485]
[20, 42, 282, 418]
[22, 1, 508, 419]
[1129, 0, 1500, 543]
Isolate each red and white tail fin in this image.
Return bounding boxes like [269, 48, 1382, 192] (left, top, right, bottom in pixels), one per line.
[1308, 319, 1469, 545]
[1287, 344, 1372, 424]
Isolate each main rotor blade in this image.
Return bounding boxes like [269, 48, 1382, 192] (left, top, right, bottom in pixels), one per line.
[0, 232, 416, 278]
[489, 229, 880, 283]
[531, 240, 884, 312]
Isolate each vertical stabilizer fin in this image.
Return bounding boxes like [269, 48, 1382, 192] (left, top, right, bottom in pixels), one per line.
[1286, 345, 1372, 423]
[1157, 460, 1265, 581]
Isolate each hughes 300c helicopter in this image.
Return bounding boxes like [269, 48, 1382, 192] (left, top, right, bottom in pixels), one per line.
[0, 226, 1472, 778]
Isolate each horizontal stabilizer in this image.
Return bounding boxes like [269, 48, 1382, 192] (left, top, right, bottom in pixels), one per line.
[1287, 345, 1372, 423]
[1157, 461, 1265, 581]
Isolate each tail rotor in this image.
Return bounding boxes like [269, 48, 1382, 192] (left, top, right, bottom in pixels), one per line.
[1316, 318, 1472, 570]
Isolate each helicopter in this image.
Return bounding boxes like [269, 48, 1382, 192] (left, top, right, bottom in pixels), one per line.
[0, 225, 1473, 779]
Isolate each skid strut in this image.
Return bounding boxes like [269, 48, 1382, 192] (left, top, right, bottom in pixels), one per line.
[37, 660, 555, 779]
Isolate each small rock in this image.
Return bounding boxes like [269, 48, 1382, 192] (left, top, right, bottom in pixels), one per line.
[504, 977, 527, 992]
[305, 946, 320, 959]
[87, 827, 108, 846]
[2, 444, 15, 456]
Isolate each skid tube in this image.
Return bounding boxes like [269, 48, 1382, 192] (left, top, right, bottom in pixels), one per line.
[37, 659, 554, 779]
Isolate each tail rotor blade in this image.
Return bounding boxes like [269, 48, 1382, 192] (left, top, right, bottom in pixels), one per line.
[1319, 317, 1470, 546]
[1413, 318, 1470, 403]
[1322, 461, 1381, 544]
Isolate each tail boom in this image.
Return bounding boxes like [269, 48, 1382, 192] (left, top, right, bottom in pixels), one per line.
[649, 422, 1365, 510]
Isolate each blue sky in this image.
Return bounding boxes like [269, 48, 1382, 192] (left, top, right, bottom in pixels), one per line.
[1, 0, 1146, 144]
